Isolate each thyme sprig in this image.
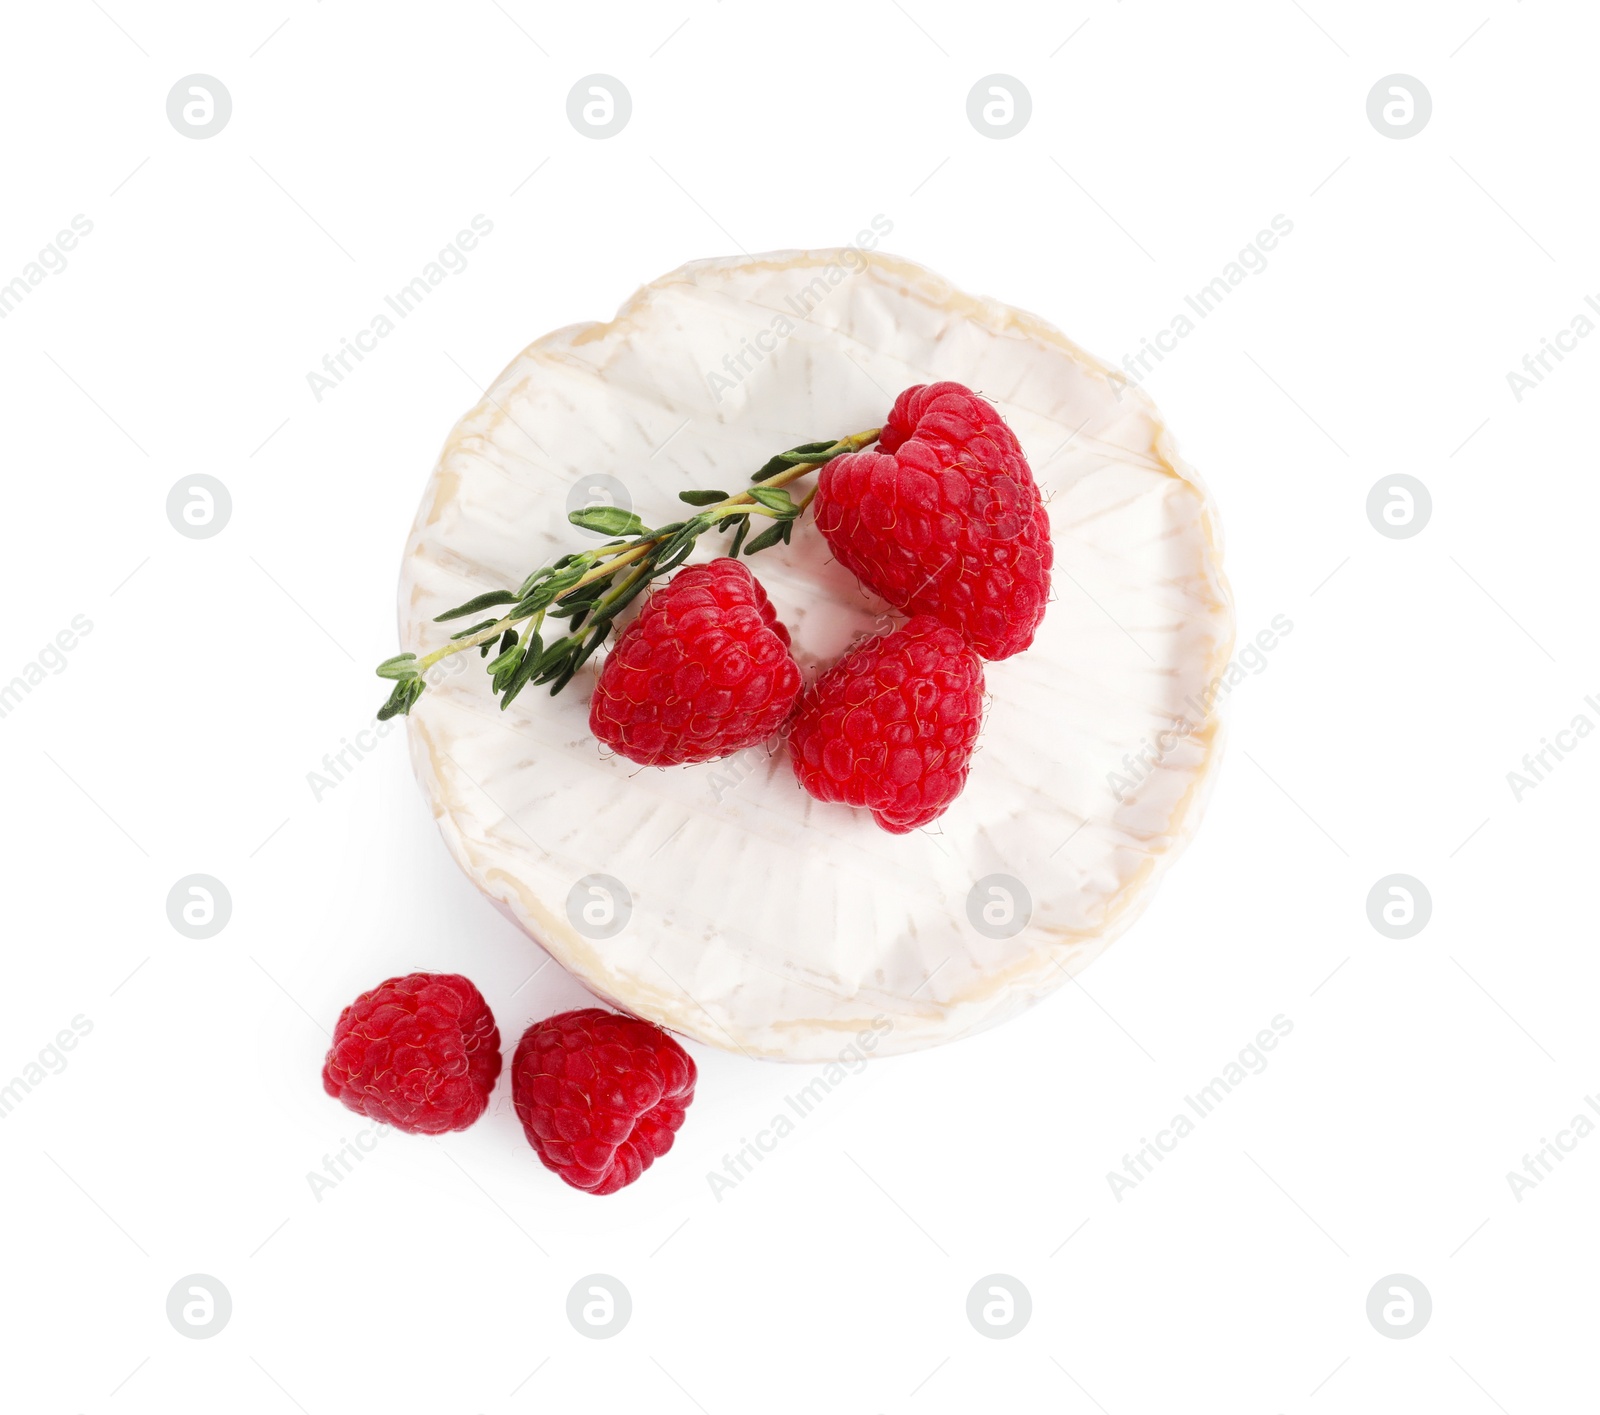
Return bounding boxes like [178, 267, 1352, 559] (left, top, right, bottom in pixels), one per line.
[376, 424, 881, 719]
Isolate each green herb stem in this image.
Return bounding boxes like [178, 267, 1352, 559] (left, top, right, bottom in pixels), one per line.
[376, 424, 881, 718]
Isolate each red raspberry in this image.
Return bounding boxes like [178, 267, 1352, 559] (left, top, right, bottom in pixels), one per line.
[814, 382, 1052, 660]
[321, 973, 501, 1135]
[589, 558, 802, 766]
[789, 615, 986, 834]
[512, 1008, 696, 1196]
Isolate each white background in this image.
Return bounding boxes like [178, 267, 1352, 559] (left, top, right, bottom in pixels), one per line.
[2, 1, 1596, 1410]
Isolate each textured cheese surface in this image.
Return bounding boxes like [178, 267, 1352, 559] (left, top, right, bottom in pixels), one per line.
[400, 250, 1234, 1061]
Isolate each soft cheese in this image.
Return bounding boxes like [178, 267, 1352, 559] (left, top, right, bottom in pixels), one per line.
[399, 250, 1234, 1060]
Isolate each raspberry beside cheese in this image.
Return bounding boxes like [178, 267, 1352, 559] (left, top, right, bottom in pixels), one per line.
[512, 1008, 696, 1195]
[321, 973, 501, 1134]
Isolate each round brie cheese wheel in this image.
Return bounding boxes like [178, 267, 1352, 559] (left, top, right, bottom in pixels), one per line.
[399, 249, 1233, 1061]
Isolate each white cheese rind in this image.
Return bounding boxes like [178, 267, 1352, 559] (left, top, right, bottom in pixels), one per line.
[400, 250, 1234, 1061]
